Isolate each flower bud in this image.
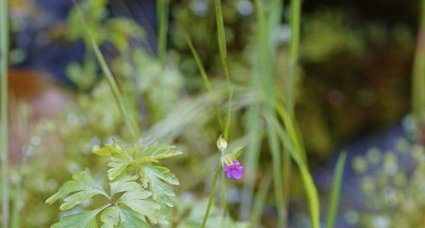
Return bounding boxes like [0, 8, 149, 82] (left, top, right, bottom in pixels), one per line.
[217, 135, 227, 152]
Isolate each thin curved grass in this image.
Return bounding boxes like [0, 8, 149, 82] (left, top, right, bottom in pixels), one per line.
[73, 1, 140, 140]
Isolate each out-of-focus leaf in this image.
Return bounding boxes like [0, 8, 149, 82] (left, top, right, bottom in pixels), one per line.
[107, 154, 133, 181]
[92, 143, 124, 156]
[110, 175, 141, 196]
[146, 166, 179, 185]
[141, 165, 179, 208]
[46, 169, 108, 210]
[51, 207, 104, 228]
[118, 189, 165, 224]
[141, 143, 183, 160]
[100, 206, 121, 228]
[101, 205, 151, 228]
[119, 206, 151, 228]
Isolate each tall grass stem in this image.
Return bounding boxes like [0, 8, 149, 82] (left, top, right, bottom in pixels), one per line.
[157, 0, 169, 64]
[73, 1, 141, 140]
[287, 0, 301, 112]
[0, 0, 9, 226]
[412, 0, 425, 134]
[201, 165, 220, 228]
[251, 171, 272, 227]
[326, 152, 347, 228]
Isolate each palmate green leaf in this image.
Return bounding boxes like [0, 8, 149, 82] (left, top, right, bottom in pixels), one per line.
[140, 143, 183, 160]
[93, 143, 135, 180]
[107, 153, 133, 181]
[141, 165, 179, 207]
[51, 206, 106, 228]
[118, 189, 167, 225]
[92, 142, 128, 157]
[110, 175, 141, 196]
[146, 166, 179, 185]
[100, 206, 150, 228]
[46, 169, 108, 210]
[100, 207, 120, 228]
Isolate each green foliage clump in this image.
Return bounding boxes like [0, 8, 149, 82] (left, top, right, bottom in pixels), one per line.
[46, 141, 182, 227]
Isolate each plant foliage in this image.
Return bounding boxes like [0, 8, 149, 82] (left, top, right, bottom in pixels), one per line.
[46, 141, 182, 227]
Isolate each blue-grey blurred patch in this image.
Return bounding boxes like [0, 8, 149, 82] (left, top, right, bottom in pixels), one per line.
[11, 0, 158, 86]
[306, 116, 416, 228]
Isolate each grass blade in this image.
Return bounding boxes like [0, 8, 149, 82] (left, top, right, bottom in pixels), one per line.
[412, 0, 425, 131]
[214, 0, 230, 82]
[201, 164, 221, 228]
[264, 112, 286, 227]
[157, 0, 169, 64]
[326, 152, 347, 228]
[220, 170, 227, 224]
[214, 0, 233, 140]
[239, 104, 263, 220]
[224, 87, 233, 139]
[185, 34, 224, 131]
[73, 1, 140, 140]
[251, 170, 272, 227]
[274, 101, 320, 228]
[0, 0, 9, 226]
[287, 0, 301, 112]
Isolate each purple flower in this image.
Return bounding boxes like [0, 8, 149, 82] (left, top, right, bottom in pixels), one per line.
[224, 161, 244, 180]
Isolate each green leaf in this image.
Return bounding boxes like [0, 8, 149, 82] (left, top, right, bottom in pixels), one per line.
[141, 165, 179, 207]
[100, 206, 150, 228]
[119, 206, 151, 228]
[141, 143, 183, 160]
[92, 143, 124, 157]
[46, 169, 108, 210]
[118, 189, 165, 224]
[100, 206, 121, 228]
[93, 143, 135, 180]
[110, 175, 142, 196]
[146, 166, 179, 185]
[107, 154, 133, 181]
[51, 206, 105, 228]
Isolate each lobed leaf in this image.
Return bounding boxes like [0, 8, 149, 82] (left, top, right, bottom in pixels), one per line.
[93, 143, 125, 157]
[145, 166, 179, 185]
[100, 206, 150, 228]
[46, 169, 108, 210]
[110, 175, 142, 196]
[107, 154, 133, 181]
[141, 144, 183, 160]
[51, 206, 105, 228]
[100, 206, 121, 228]
[140, 165, 179, 208]
[118, 189, 166, 224]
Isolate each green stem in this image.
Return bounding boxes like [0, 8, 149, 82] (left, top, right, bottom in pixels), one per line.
[412, 0, 425, 137]
[185, 34, 224, 130]
[287, 0, 301, 113]
[214, 0, 230, 83]
[220, 171, 227, 222]
[326, 152, 347, 228]
[201, 165, 221, 228]
[223, 87, 233, 140]
[0, 0, 9, 226]
[251, 171, 272, 227]
[214, 0, 233, 141]
[282, 144, 291, 221]
[266, 121, 285, 227]
[274, 102, 320, 228]
[74, 2, 140, 140]
[157, 0, 169, 65]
